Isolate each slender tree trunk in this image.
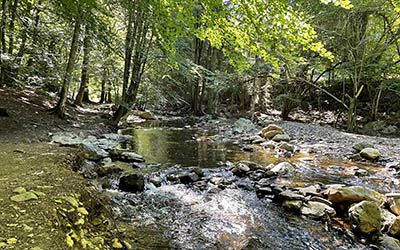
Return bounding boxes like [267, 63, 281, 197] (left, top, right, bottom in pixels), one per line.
[51, 17, 82, 117]
[75, 26, 91, 106]
[99, 70, 106, 104]
[7, 0, 17, 55]
[0, 0, 7, 85]
[191, 37, 203, 115]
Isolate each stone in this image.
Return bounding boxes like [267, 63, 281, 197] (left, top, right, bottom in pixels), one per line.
[149, 176, 162, 187]
[269, 162, 294, 175]
[388, 198, 400, 216]
[353, 142, 374, 152]
[179, 172, 199, 184]
[300, 201, 336, 219]
[102, 133, 132, 142]
[119, 174, 145, 192]
[363, 120, 399, 136]
[296, 184, 321, 196]
[272, 133, 290, 142]
[328, 186, 384, 204]
[260, 124, 284, 139]
[283, 200, 303, 211]
[309, 197, 333, 207]
[261, 141, 276, 149]
[279, 190, 305, 201]
[10, 192, 38, 202]
[349, 201, 382, 235]
[380, 235, 400, 250]
[389, 216, 400, 237]
[233, 118, 256, 133]
[360, 148, 381, 160]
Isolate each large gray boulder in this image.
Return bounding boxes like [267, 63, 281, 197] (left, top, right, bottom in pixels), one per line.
[233, 118, 256, 133]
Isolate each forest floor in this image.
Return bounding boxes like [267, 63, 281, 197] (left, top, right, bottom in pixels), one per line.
[0, 87, 120, 250]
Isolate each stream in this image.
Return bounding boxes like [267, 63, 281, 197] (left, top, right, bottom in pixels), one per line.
[100, 121, 388, 249]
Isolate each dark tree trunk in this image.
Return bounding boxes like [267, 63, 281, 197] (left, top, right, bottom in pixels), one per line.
[75, 26, 91, 106]
[51, 17, 82, 118]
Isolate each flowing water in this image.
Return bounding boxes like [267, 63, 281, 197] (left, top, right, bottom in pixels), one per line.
[108, 121, 381, 249]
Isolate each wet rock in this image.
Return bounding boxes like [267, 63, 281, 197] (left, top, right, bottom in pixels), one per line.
[10, 191, 38, 202]
[379, 235, 400, 250]
[328, 186, 384, 204]
[349, 201, 382, 235]
[261, 141, 276, 149]
[353, 142, 374, 152]
[233, 118, 256, 133]
[360, 148, 381, 160]
[283, 200, 303, 211]
[13, 187, 27, 194]
[179, 172, 199, 184]
[268, 162, 294, 175]
[272, 133, 291, 142]
[82, 142, 108, 161]
[101, 133, 132, 142]
[252, 136, 266, 144]
[300, 201, 336, 219]
[389, 216, 400, 237]
[119, 173, 145, 193]
[210, 177, 224, 186]
[279, 142, 295, 152]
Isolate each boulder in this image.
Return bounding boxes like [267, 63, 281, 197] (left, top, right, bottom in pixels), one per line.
[300, 201, 336, 219]
[363, 120, 399, 136]
[260, 124, 283, 134]
[349, 201, 382, 235]
[262, 130, 283, 140]
[233, 118, 256, 133]
[328, 186, 384, 204]
[360, 148, 381, 160]
[382, 209, 398, 232]
[119, 173, 145, 192]
[272, 134, 291, 142]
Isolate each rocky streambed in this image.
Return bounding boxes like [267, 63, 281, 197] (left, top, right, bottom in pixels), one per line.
[52, 114, 400, 249]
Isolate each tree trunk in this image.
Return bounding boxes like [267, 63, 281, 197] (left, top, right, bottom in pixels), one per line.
[7, 0, 17, 55]
[75, 27, 91, 106]
[51, 17, 82, 118]
[191, 37, 203, 115]
[0, 0, 7, 85]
